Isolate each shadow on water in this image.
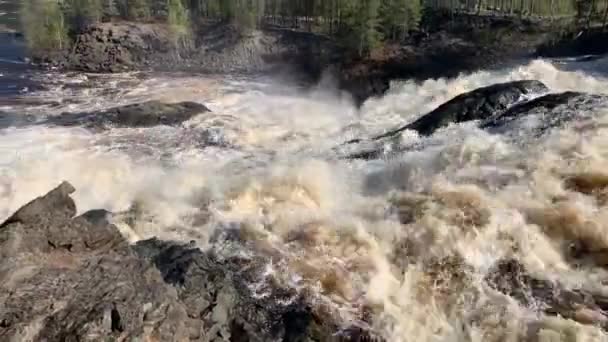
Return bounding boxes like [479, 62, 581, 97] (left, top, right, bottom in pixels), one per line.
[552, 53, 608, 77]
[0, 31, 36, 97]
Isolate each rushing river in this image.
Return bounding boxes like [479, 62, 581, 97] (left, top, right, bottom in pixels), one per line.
[4, 36, 608, 340]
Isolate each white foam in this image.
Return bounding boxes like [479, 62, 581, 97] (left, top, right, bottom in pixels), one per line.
[3, 59, 608, 340]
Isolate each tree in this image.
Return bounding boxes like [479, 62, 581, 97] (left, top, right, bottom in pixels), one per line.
[342, 0, 382, 56]
[21, 0, 68, 52]
[167, 0, 191, 47]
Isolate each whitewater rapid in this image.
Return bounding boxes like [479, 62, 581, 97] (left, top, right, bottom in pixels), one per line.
[3, 59, 608, 341]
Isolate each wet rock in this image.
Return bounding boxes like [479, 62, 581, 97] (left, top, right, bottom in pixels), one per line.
[340, 80, 548, 160]
[0, 182, 190, 341]
[481, 91, 608, 133]
[485, 259, 608, 328]
[134, 231, 382, 342]
[374, 80, 548, 139]
[0, 183, 381, 341]
[46, 100, 210, 129]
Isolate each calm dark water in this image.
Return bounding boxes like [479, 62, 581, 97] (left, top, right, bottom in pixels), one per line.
[0, 0, 34, 99]
[0, 33, 34, 98]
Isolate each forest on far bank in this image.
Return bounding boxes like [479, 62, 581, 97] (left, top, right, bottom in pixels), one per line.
[21, 0, 608, 57]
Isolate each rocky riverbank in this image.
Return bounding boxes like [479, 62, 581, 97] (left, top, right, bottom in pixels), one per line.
[28, 12, 582, 105]
[0, 181, 380, 341]
[536, 25, 608, 58]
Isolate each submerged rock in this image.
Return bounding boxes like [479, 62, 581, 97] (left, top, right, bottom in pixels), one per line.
[0, 183, 380, 341]
[485, 259, 608, 328]
[46, 100, 210, 129]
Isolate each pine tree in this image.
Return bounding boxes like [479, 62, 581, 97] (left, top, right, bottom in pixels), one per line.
[342, 0, 382, 56]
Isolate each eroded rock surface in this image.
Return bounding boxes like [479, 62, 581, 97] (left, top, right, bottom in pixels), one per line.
[0, 182, 190, 341]
[0, 183, 380, 341]
[486, 259, 608, 328]
[481, 91, 608, 135]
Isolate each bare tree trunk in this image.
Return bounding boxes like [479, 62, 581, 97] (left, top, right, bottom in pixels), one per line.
[529, 0, 534, 16]
[603, 0, 608, 30]
[587, 0, 596, 28]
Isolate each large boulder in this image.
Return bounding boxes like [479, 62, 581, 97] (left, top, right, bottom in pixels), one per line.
[374, 79, 548, 139]
[481, 91, 608, 134]
[339, 80, 548, 160]
[0, 183, 380, 341]
[45, 100, 210, 129]
[133, 229, 381, 342]
[0, 182, 190, 341]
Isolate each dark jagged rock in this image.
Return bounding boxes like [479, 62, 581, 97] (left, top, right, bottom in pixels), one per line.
[485, 259, 608, 328]
[374, 80, 548, 139]
[134, 231, 382, 342]
[0, 182, 190, 341]
[341, 85, 608, 161]
[45, 100, 210, 129]
[53, 23, 174, 73]
[339, 80, 548, 160]
[0, 183, 381, 341]
[481, 91, 608, 132]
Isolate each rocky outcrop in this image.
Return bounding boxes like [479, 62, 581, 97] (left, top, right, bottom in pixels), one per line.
[483, 91, 607, 124]
[374, 79, 548, 139]
[41, 21, 333, 77]
[33, 13, 562, 104]
[486, 259, 608, 328]
[0, 182, 380, 341]
[340, 82, 608, 160]
[58, 22, 175, 73]
[45, 100, 210, 129]
[5, 179, 608, 341]
[0, 182, 191, 341]
[481, 91, 608, 135]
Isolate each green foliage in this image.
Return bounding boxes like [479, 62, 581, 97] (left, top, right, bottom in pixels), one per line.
[341, 0, 383, 56]
[22, 0, 608, 58]
[206, 0, 265, 29]
[380, 0, 422, 40]
[21, 0, 68, 52]
[167, 0, 191, 45]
